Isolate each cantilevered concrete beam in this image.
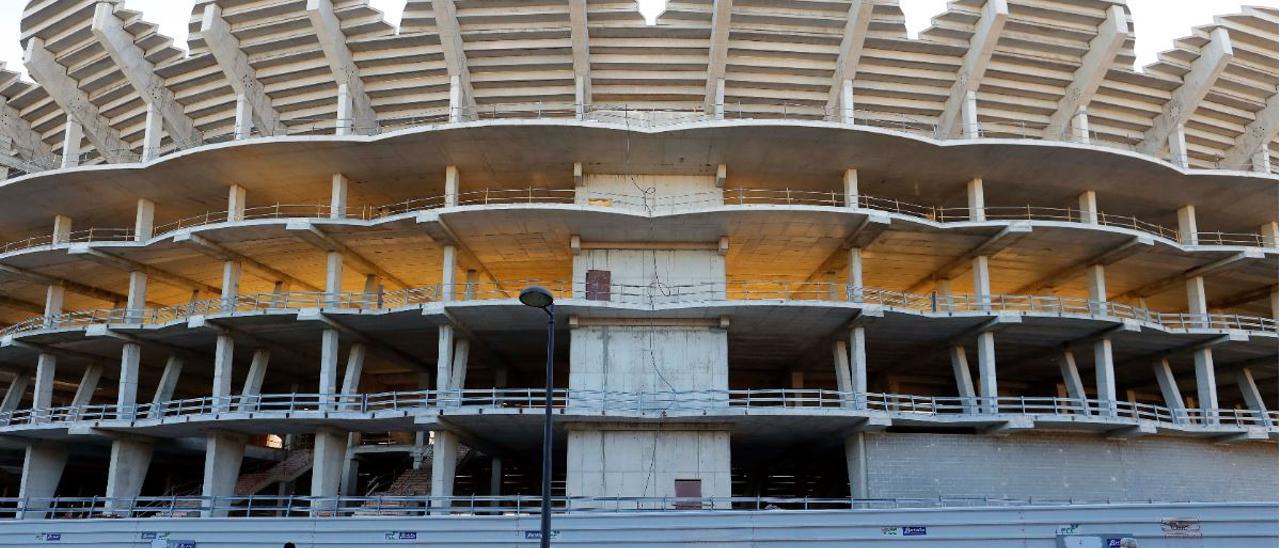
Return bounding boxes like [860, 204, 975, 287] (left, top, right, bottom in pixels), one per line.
[286, 221, 409, 289]
[1219, 94, 1278, 170]
[416, 213, 501, 289]
[702, 0, 733, 115]
[199, 4, 282, 137]
[825, 0, 875, 119]
[568, 0, 590, 113]
[1043, 6, 1128, 139]
[0, 95, 56, 169]
[91, 3, 200, 149]
[947, 315, 1021, 345]
[1117, 249, 1263, 300]
[430, 0, 478, 119]
[0, 264, 128, 304]
[1208, 284, 1278, 310]
[1014, 235, 1153, 294]
[297, 309, 429, 371]
[905, 223, 1031, 293]
[1136, 27, 1233, 155]
[68, 246, 220, 296]
[0, 149, 41, 174]
[23, 38, 133, 164]
[936, 0, 1008, 138]
[307, 0, 377, 133]
[0, 295, 43, 315]
[801, 213, 890, 284]
[174, 232, 319, 291]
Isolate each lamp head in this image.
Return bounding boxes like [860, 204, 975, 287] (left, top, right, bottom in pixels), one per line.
[519, 286, 555, 309]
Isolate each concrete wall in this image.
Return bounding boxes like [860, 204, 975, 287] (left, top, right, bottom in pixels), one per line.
[564, 423, 732, 507]
[580, 174, 721, 213]
[572, 248, 725, 303]
[862, 431, 1279, 502]
[569, 326, 728, 395]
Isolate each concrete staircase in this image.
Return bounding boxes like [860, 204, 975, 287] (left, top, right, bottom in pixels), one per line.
[381, 467, 432, 496]
[235, 449, 313, 496]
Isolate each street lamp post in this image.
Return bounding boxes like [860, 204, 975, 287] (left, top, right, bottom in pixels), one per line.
[519, 286, 555, 547]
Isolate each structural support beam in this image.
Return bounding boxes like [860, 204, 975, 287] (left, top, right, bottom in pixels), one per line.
[1220, 94, 1278, 171]
[199, 4, 282, 137]
[0, 96, 56, 169]
[430, 0, 477, 121]
[175, 232, 318, 291]
[1235, 367, 1271, 426]
[92, 3, 200, 149]
[1014, 236, 1152, 294]
[906, 223, 1031, 294]
[68, 246, 221, 296]
[703, 0, 733, 116]
[1117, 250, 1263, 301]
[201, 430, 247, 517]
[23, 38, 133, 163]
[936, 0, 1008, 138]
[307, 0, 377, 134]
[1137, 27, 1233, 156]
[287, 221, 409, 289]
[1043, 6, 1128, 140]
[568, 0, 590, 117]
[18, 442, 67, 519]
[1152, 358, 1186, 422]
[0, 264, 126, 304]
[825, 0, 875, 121]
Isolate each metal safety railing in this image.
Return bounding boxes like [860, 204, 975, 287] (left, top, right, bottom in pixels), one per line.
[1, 389, 1273, 432]
[2, 282, 1274, 339]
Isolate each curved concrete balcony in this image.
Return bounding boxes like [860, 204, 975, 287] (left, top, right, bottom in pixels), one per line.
[1, 283, 1274, 342]
[0, 389, 1273, 442]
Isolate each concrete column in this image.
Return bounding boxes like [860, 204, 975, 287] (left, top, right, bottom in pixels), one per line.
[832, 340, 852, 406]
[1077, 191, 1098, 224]
[430, 430, 459, 512]
[60, 120, 82, 169]
[840, 79, 855, 125]
[227, 184, 247, 222]
[336, 83, 353, 136]
[947, 345, 977, 403]
[1177, 204, 1197, 245]
[105, 438, 154, 511]
[961, 90, 979, 138]
[142, 102, 163, 161]
[239, 349, 270, 410]
[966, 177, 985, 221]
[490, 456, 503, 496]
[1092, 338, 1117, 416]
[1252, 148, 1272, 174]
[1085, 264, 1107, 315]
[436, 325, 455, 402]
[1235, 368, 1271, 427]
[848, 248, 863, 300]
[1152, 358, 1186, 423]
[126, 271, 148, 323]
[1058, 350, 1088, 414]
[325, 252, 344, 302]
[341, 344, 366, 396]
[319, 329, 341, 402]
[1168, 123, 1188, 167]
[32, 353, 56, 413]
[976, 332, 997, 412]
[448, 75, 465, 122]
[972, 255, 991, 310]
[849, 327, 867, 404]
[1192, 348, 1218, 424]
[843, 433, 868, 499]
[71, 364, 102, 409]
[234, 93, 253, 139]
[212, 335, 235, 411]
[450, 339, 470, 395]
[51, 215, 73, 245]
[201, 431, 247, 517]
[134, 198, 155, 242]
[1071, 107, 1090, 144]
[222, 260, 242, 311]
[1186, 275, 1208, 321]
[18, 441, 68, 519]
[330, 173, 349, 219]
[843, 168, 858, 208]
[444, 165, 460, 207]
[311, 428, 346, 513]
[1, 372, 30, 413]
[575, 76, 587, 120]
[713, 78, 726, 119]
[441, 245, 457, 301]
[149, 355, 183, 418]
[44, 284, 64, 327]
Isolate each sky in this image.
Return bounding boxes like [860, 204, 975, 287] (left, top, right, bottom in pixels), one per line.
[0, 0, 1274, 79]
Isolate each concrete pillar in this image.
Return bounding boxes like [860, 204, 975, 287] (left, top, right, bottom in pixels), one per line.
[1192, 348, 1218, 424]
[336, 83, 353, 136]
[330, 173, 349, 219]
[149, 355, 183, 418]
[966, 177, 985, 221]
[126, 271, 148, 322]
[1093, 338, 1117, 416]
[1058, 350, 1088, 414]
[1077, 190, 1098, 224]
[1186, 275, 1208, 320]
[713, 78, 726, 119]
[843, 433, 868, 499]
[843, 168, 858, 208]
[71, 364, 102, 409]
[1168, 123, 1188, 167]
[227, 185, 247, 222]
[436, 325, 455, 402]
[1152, 358, 1186, 423]
[105, 438, 154, 511]
[60, 120, 82, 168]
[1, 373, 30, 413]
[1252, 148, 1271, 174]
[18, 441, 68, 519]
[324, 252, 344, 303]
[44, 283, 65, 318]
[1236, 368, 1271, 427]
[575, 76, 587, 120]
[849, 327, 867, 405]
[1085, 264, 1107, 315]
[341, 344, 365, 396]
[234, 93, 253, 139]
[490, 456, 503, 496]
[976, 332, 997, 413]
[848, 248, 863, 300]
[448, 75, 465, 123]
[134, 198, 155, 242]
[311, 428, 346, 513]
[51, 214, 73, 245]
[319, 329, 341, 402]
[201, 431, 247, 517]
[1177, 204, 1198, 245]
[441, 245, 457, 301]
[1071, 107, 1090, 144]
[142, 102, 163, 161]
[832, 340, 852, 402]
[948, 346, 977, 411]
[213, 335, 235, 411]
[430, 430, 459, 512]
[450, 339, 470, 394]
[961, 90, 979, 138]
[222, 261, 242, 311]
[239, 349, 270, 409]
[32, 353, 56, 413]
[840, 79, 855, 125]
[972, 255, 991, 310]
[444, 165, 460, 207]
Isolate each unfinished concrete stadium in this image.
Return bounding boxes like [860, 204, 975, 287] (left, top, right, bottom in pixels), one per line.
[0, 0, 1274, 545]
